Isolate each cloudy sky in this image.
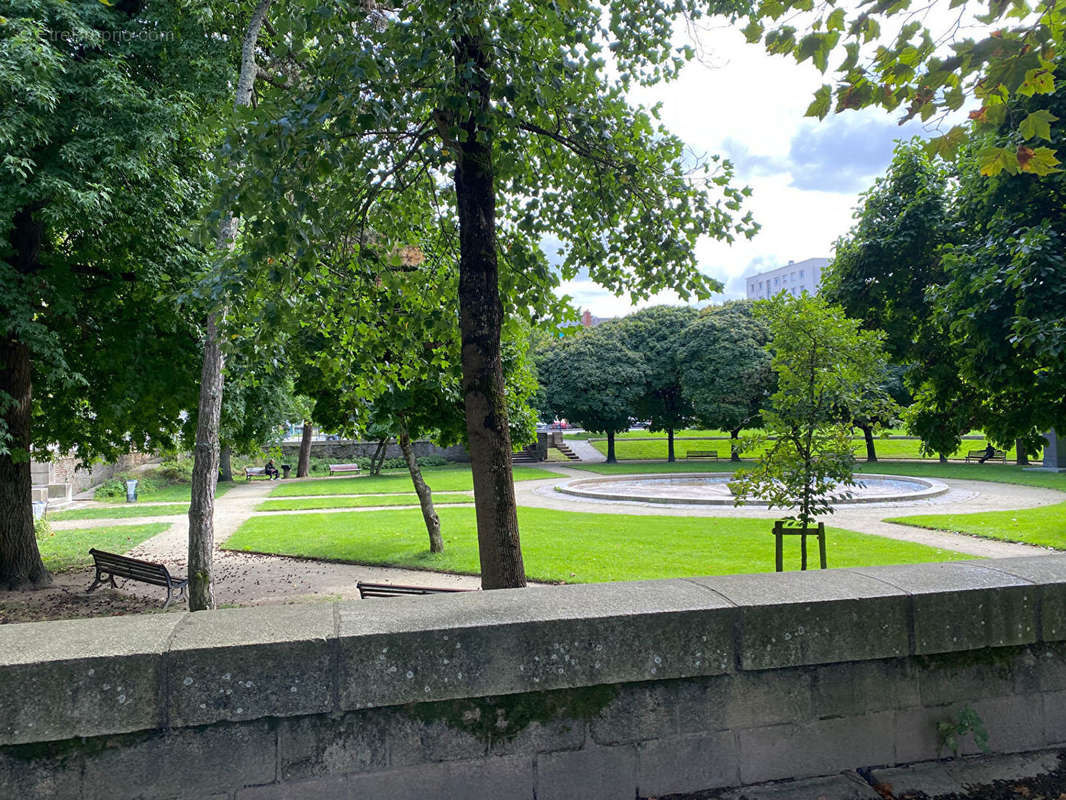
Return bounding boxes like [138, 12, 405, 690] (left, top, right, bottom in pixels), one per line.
[554, 22, 931, 318]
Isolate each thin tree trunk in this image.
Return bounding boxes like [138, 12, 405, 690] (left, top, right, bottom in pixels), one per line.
[188, 312, 224, 611]
[939, 453, 948, 464]
[187, 0, 272, 612]
[370, 438, 387, 475]
[399, 428, 443, 553]
[861, 425, 877, 462]
[1016, 438, 1029, 466]
[730, 427, 742, 462]
[219, 446, 233, 483]
[0, 337, 51, 589]
[606, 431, 617, 463]
[297, 420, 312, 477]
[666, 428, 675, 463]
[453, 32, 525, 590]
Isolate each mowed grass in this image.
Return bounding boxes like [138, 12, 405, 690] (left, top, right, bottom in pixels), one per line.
[269, 465, 556, 497]
[887, 502, 1066, 550]
[36, 523, 169, 572]
[223, 507, 971, 583]
[47, 504, 188, 521]
[587, 437, 1027, 462]
[573, 459, 1066, 492]
[257, 493, 473, 511]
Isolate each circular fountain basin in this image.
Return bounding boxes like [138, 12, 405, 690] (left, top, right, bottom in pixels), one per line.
[556, 472, 949, 506]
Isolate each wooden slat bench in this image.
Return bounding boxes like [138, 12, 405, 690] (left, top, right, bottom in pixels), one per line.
[329, 463, 361, 476]
[964, 448, 1007, 464]
[357, 581, 473, 599]
[244, 466, 267, 481]
[87, 549, 188, 609]
[686, 450, 719, 460]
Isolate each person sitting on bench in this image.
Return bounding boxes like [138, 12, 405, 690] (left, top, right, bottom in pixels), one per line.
[978, 444, 997, 463]
[264, 459, 280, 480]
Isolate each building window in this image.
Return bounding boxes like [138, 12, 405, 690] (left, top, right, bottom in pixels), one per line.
[774, 277, 779, 286]
[799, 269, 805, 279]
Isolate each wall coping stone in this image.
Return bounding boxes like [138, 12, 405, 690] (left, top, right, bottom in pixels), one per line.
[3, 556, 1066, 747]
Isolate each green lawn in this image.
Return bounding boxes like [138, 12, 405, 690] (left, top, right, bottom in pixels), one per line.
[257, 493, 473, 511]
[47, 504, 188, 521]
[94, 480, 234, 503]
[573, 459, 1066, 492]
[36, 523, 169, 572]
[223, 506, 971, 583]
[887, 502, 1066, 550]
[269, 465, 556, 497]
[586, 437, 1026, 462]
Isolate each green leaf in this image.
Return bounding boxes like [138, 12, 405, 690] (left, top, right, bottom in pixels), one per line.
[742, 18, 764, 43]
[1019, 68, 1055, 96]
[1021, 146, 1062, 176]
[978, 146, 1014, 176]
[805, 84, 832, 119]
[1019, 109, 1058, 141]
[826, 8, 846, 31]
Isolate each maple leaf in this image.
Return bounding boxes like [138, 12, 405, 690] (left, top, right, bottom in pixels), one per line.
[1017, 145, 1036, 168]
[969, 107, 987, 122]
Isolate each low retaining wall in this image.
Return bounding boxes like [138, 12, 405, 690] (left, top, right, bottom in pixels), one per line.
[3, 556, 1066, 799]
[279, 440, 469, 463]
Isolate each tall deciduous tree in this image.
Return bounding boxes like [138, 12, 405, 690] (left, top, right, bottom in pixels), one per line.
[227, 0, 755, 587]
[537, 327, 647, 463]
[678, 301, 774, 461]
[730, 296, 891, 527]
[0, 2, 230, 589]
[187, 0, 273, 611]
[616, 306, 699, 462]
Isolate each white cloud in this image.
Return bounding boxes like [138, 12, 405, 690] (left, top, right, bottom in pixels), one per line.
[553, 23, 945, 316]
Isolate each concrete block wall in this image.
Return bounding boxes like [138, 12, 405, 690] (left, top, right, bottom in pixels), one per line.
[3, 557, 1066, 799]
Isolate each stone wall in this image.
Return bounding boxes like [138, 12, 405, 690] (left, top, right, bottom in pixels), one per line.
[30, 451, 157, 496]
[279, 439, 469, 463]
[3, 557, 1066, 799]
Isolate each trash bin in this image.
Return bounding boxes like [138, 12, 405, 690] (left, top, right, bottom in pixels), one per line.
[125, 479, 138, 503]
[32, 501, 47, 520]
[281, 464, 292, 479]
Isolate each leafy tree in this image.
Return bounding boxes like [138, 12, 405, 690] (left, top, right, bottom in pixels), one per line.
[537, 327, 647, 463]
[849, 364, 906, 463]
[739, 0, 1065, 171]
[678, 301, 773, 461]
[730, 296, 891, 527]
[226, 0, 755, 587]
[615, 306, 698, 461]
[931, 63, 1066, 452]
[0, 2, 232, 589]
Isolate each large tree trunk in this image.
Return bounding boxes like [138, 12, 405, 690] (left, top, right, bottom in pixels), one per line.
[297, 420, 313, 477]
[861, 425, 877, 462]
[1016, 438, 1029, 466]
[187, 0, 272, 612]
[453, 32, 525, 590]
[0, 337, 51, 590]
[666, 428, 675, 463]
[399, 429, 443, 553]
[939, 453, 948, 464]
[219, 446, 233, 483]
[730, 427, 742, 462]
[188, 312, 225, 611]
[605, 431, 617, 463]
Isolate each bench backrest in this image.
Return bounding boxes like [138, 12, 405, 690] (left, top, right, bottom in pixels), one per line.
[245, 467, 266, 474]
[330, 463, 360, 469]
[357, 581, 472, 599]
[90, 549, 174, 588]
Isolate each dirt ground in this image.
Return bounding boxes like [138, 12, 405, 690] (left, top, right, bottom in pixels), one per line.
[0, 569, 165, 624]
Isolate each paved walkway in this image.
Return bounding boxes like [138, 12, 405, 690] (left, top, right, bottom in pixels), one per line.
[560, 438, 606, 462]
[49, 461, 1063, 607]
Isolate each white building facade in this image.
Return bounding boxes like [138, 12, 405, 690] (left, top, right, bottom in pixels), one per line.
[745, 257, 830, 300]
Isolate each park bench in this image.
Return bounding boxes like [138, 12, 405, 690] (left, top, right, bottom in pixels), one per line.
[686, 450, 719, 460]
[244, 466, 267, 480]
[87, 548, 188, 609]
[329, 463, 361, 476]
[964, 448, 1007, 464]
[357, 581, 473, 599]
